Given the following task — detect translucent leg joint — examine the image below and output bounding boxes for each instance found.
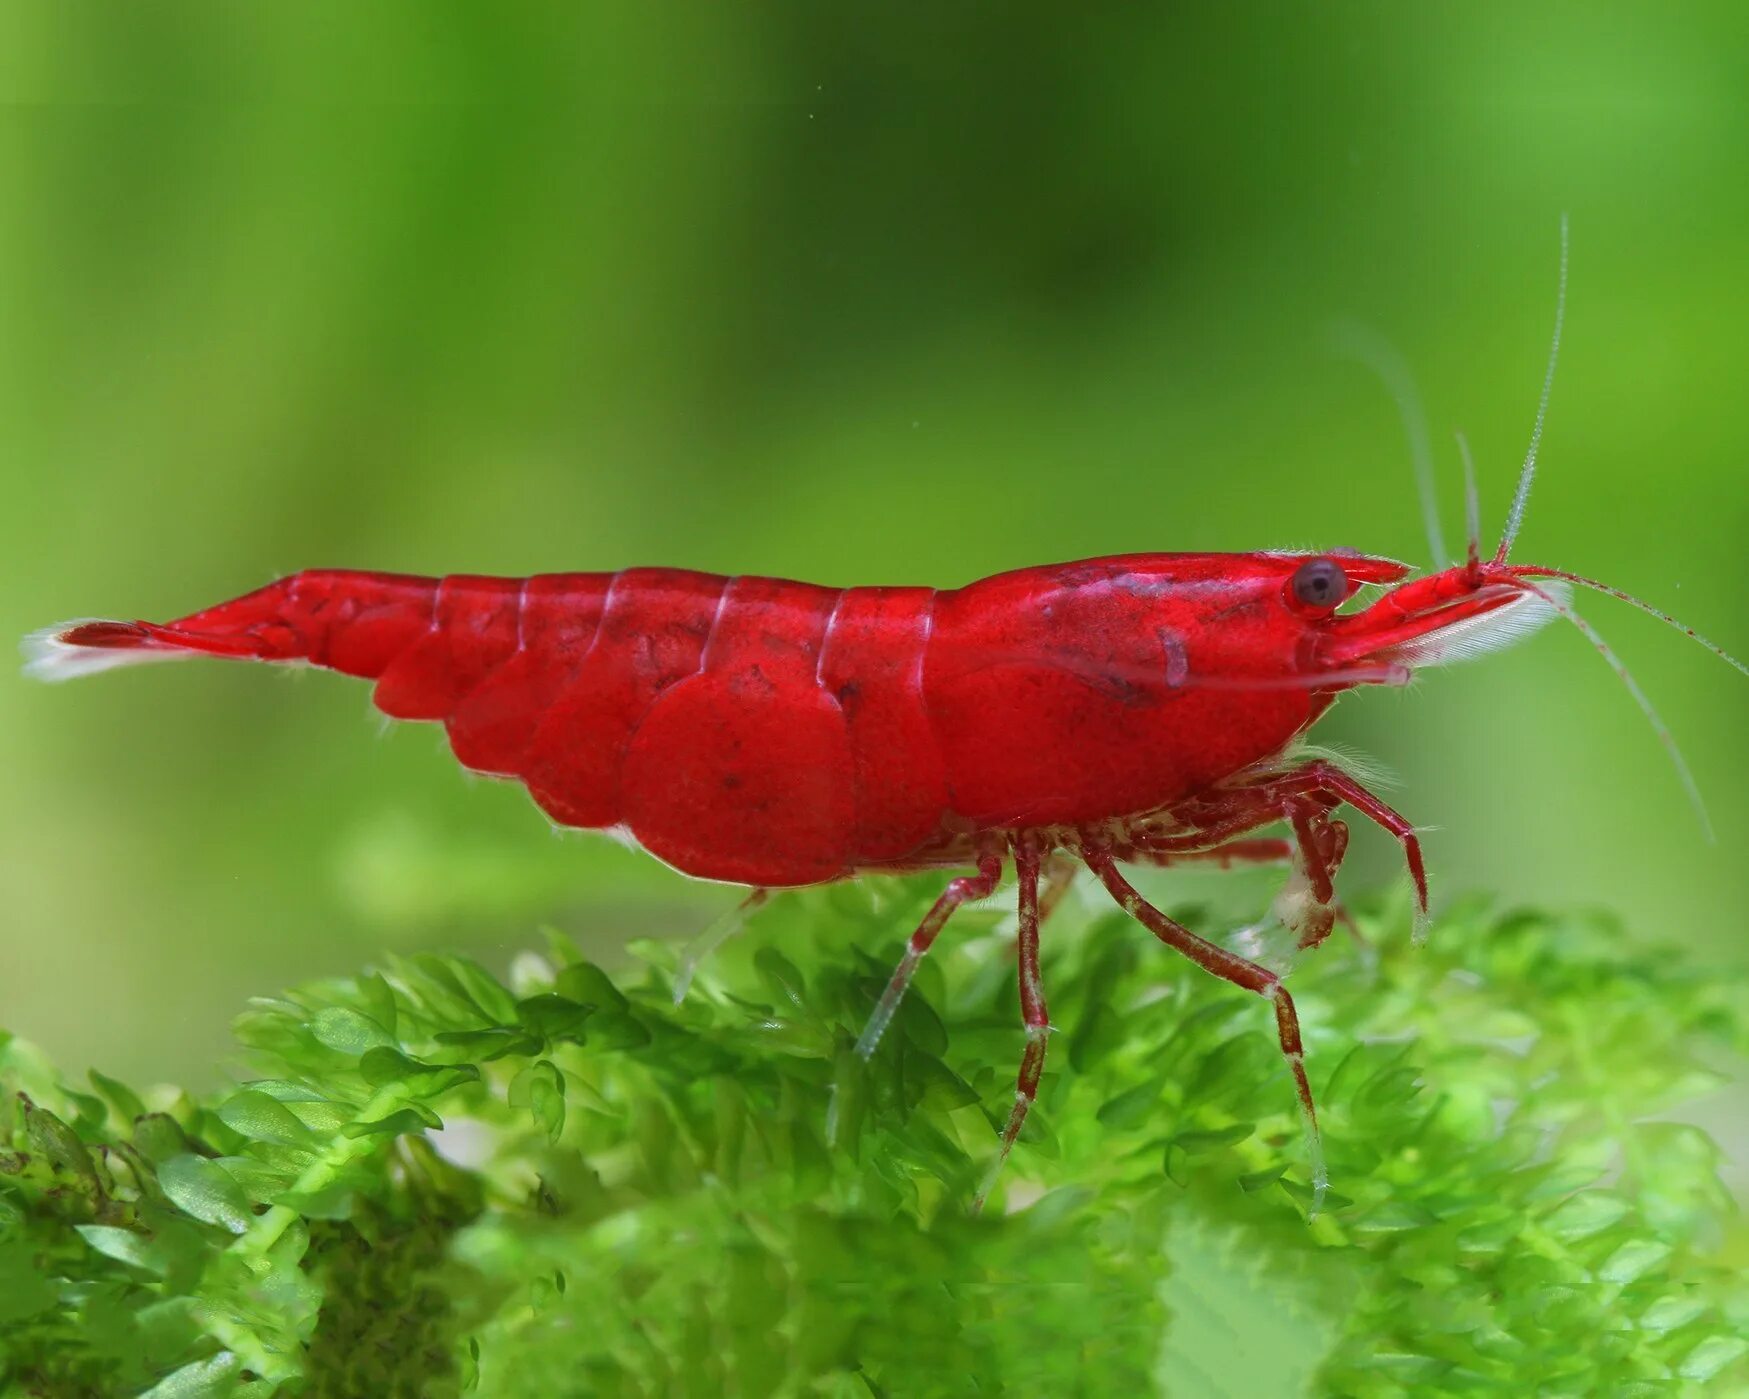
[672,888,768,1004]
[855,945,921,1060]
[853,852,1002,1061]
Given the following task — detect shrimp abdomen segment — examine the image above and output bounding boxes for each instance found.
[623,577,856,885]
[519,569,724,829]
[373,575,522,719]
[444,574,610,775]
[820,587,947,863]
[614,580,950,884]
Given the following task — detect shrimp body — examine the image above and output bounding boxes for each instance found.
[39,516,1739,1218]
[30,553,1408,887]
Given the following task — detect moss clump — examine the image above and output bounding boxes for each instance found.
[2,884,1745,1396]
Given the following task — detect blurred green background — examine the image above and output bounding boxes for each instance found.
[2,4,1745,1112]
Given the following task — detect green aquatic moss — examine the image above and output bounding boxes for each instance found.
[1,883,1746,1397]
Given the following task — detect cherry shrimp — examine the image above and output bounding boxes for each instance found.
[26,219,1746,1212]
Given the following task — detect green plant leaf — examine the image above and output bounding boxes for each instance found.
[88,1067,147,1124]
[132,1111,198,1164]
[217,1091,320,1148]
[310,1007,397,1057]
[157,1154,253,1234]
[515,994,593,1042]
[433,1027,540,1061]
[509,1061,566,1143]
[343,1105,443,1140]
[138,1351,241,1398]
[553,960,628,1012]
[76,1223,164,1274]
[358,1046,480,1095]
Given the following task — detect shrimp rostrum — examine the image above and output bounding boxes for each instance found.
[26,255,1746,1214]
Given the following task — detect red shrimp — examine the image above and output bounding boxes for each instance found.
[25,234,1746,1212]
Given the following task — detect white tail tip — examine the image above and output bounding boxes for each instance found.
[20,620,184,683]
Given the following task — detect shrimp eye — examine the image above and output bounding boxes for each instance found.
[1290,558,1348,611]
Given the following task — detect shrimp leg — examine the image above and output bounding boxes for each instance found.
[1121,837,1295,868]
[1233,761,1426,942]
[1083,847,1328,1214]
[974,838,1051,1211]
[1280,801,1350,951]
[671,887,770,1003]
[1038,851,1078,925]
[855,850,1004,1060]
[1123,758,1414,951]
[1118,824,1353,970]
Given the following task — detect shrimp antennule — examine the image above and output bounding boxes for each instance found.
[1454,429,1483,577]
[1333,321,1449,568]
[1495,212,1570,564]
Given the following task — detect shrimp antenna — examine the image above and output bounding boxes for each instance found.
[1495,213,1569,563]
[1331,321,1449,567]
[1454,429,1482,573]
[1513,578,1714,841]
[1509,565,1749,681]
